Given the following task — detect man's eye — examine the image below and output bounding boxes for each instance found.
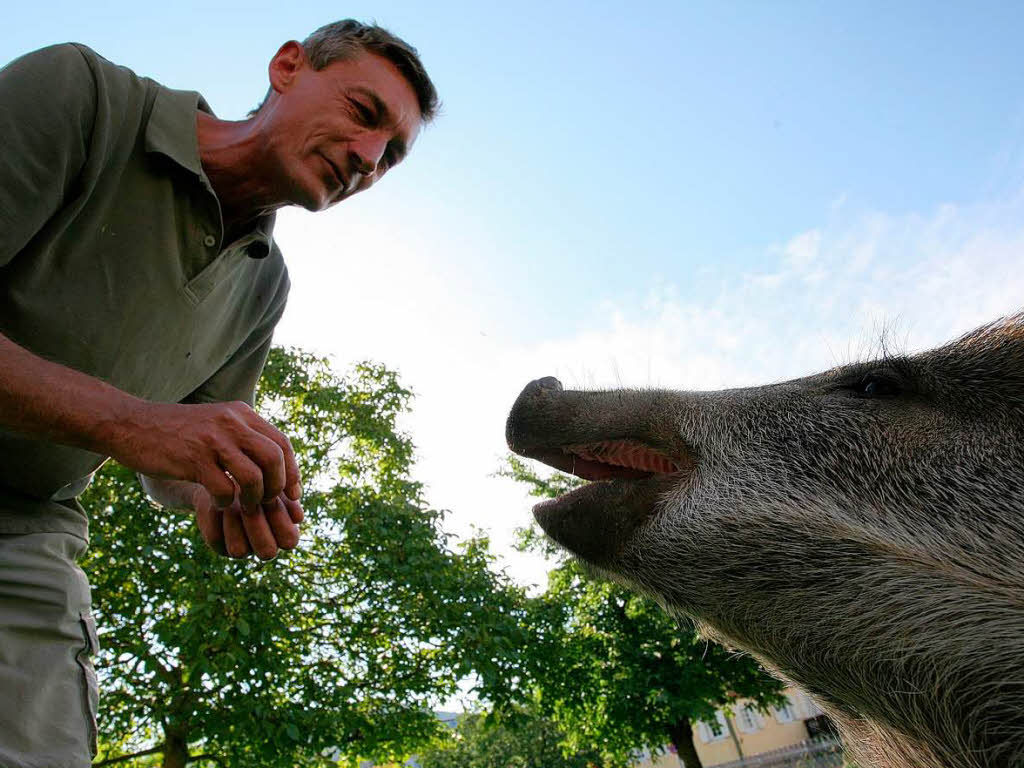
[351,100,376,125]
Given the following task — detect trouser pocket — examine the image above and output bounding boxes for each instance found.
[76,610,100,758]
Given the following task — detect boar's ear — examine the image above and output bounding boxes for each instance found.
[948,314,1024,359]
[936,315,1024,406]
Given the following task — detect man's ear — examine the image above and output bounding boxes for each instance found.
[268,40,308,95]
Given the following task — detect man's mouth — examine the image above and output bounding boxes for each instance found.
[505,377,696,564]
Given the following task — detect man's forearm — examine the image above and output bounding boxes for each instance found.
[0,329,300,513]
[0,330,141,454]
[139,474,202,510]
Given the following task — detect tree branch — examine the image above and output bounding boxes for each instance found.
[187,754,226,766]
[92,745,162,766]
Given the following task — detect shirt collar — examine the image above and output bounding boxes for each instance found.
[144,86,276,259]
[144,86,209,177]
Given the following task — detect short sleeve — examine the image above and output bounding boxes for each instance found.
[0,44,97,267]
[183,274,290,408]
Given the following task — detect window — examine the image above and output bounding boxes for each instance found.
[794,690,825,719]
[735,704,763,733]
[772,696,797,724]
[696,721,714,743]
[697,711,729,743]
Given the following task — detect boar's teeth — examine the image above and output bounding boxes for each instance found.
[566,439,681,474]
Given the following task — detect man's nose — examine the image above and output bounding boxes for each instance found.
[350,133,388,176]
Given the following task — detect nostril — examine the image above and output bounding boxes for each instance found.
[536,377,563,392]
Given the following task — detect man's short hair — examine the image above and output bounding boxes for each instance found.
[253,19,439,121]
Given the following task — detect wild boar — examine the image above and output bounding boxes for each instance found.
[506,316,1024,768]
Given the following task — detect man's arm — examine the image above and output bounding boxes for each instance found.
[138,475,203,510]
[0,330,300,516]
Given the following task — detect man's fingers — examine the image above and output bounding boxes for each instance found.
[238,430,288,503]
[281,495,305,524]
[263,497,300,551]
[200,468,237,509]
[223,506,251,558]
[247,419,302,501]
[219,452,265,511]
[196,504,226,555]
[240,505,278,561]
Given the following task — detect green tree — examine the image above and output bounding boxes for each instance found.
[84,350,523,768]
[417,709,600,768]
[495,456,787,768]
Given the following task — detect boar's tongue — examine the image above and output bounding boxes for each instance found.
[562,439,681,481]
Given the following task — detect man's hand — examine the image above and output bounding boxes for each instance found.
[192,483,304,560]
[0,330,303,550]
[106,400,302,512]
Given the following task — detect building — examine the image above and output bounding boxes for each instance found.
[636,686,842,768]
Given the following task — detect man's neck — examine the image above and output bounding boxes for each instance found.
[196,111,279,240]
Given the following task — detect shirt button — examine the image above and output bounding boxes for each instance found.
[203,234,217,247]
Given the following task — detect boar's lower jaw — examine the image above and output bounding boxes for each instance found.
[532,474,681,567]
[530,441,694,566]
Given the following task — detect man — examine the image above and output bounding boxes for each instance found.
[0,19,437,766]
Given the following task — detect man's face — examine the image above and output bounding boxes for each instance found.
[264,44,423,211]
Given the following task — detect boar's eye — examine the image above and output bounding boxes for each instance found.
[856,373,902,398]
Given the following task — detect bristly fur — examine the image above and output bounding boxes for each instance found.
[513,313,1024,768]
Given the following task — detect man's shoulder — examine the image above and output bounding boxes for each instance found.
[5,42,153,111]
[3,43,92,90]
[7,42,106,81]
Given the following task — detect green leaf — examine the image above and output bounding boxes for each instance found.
[80,347,521,768]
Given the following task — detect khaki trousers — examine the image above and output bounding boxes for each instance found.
[0,533,98,768]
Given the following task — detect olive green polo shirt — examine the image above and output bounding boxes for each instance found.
[0,44,290,538]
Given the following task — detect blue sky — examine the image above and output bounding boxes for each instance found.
[5,2,1024,591]
[6,2,1024,338]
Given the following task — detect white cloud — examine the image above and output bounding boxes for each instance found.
[783,229,821,270]
[272,188,1024,589]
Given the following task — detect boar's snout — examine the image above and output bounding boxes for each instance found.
[534,376,563,393]
[505,376,565,459]
[505,377,696,567]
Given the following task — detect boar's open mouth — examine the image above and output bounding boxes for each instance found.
[556,439,683,480]
[506,377,695,566]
